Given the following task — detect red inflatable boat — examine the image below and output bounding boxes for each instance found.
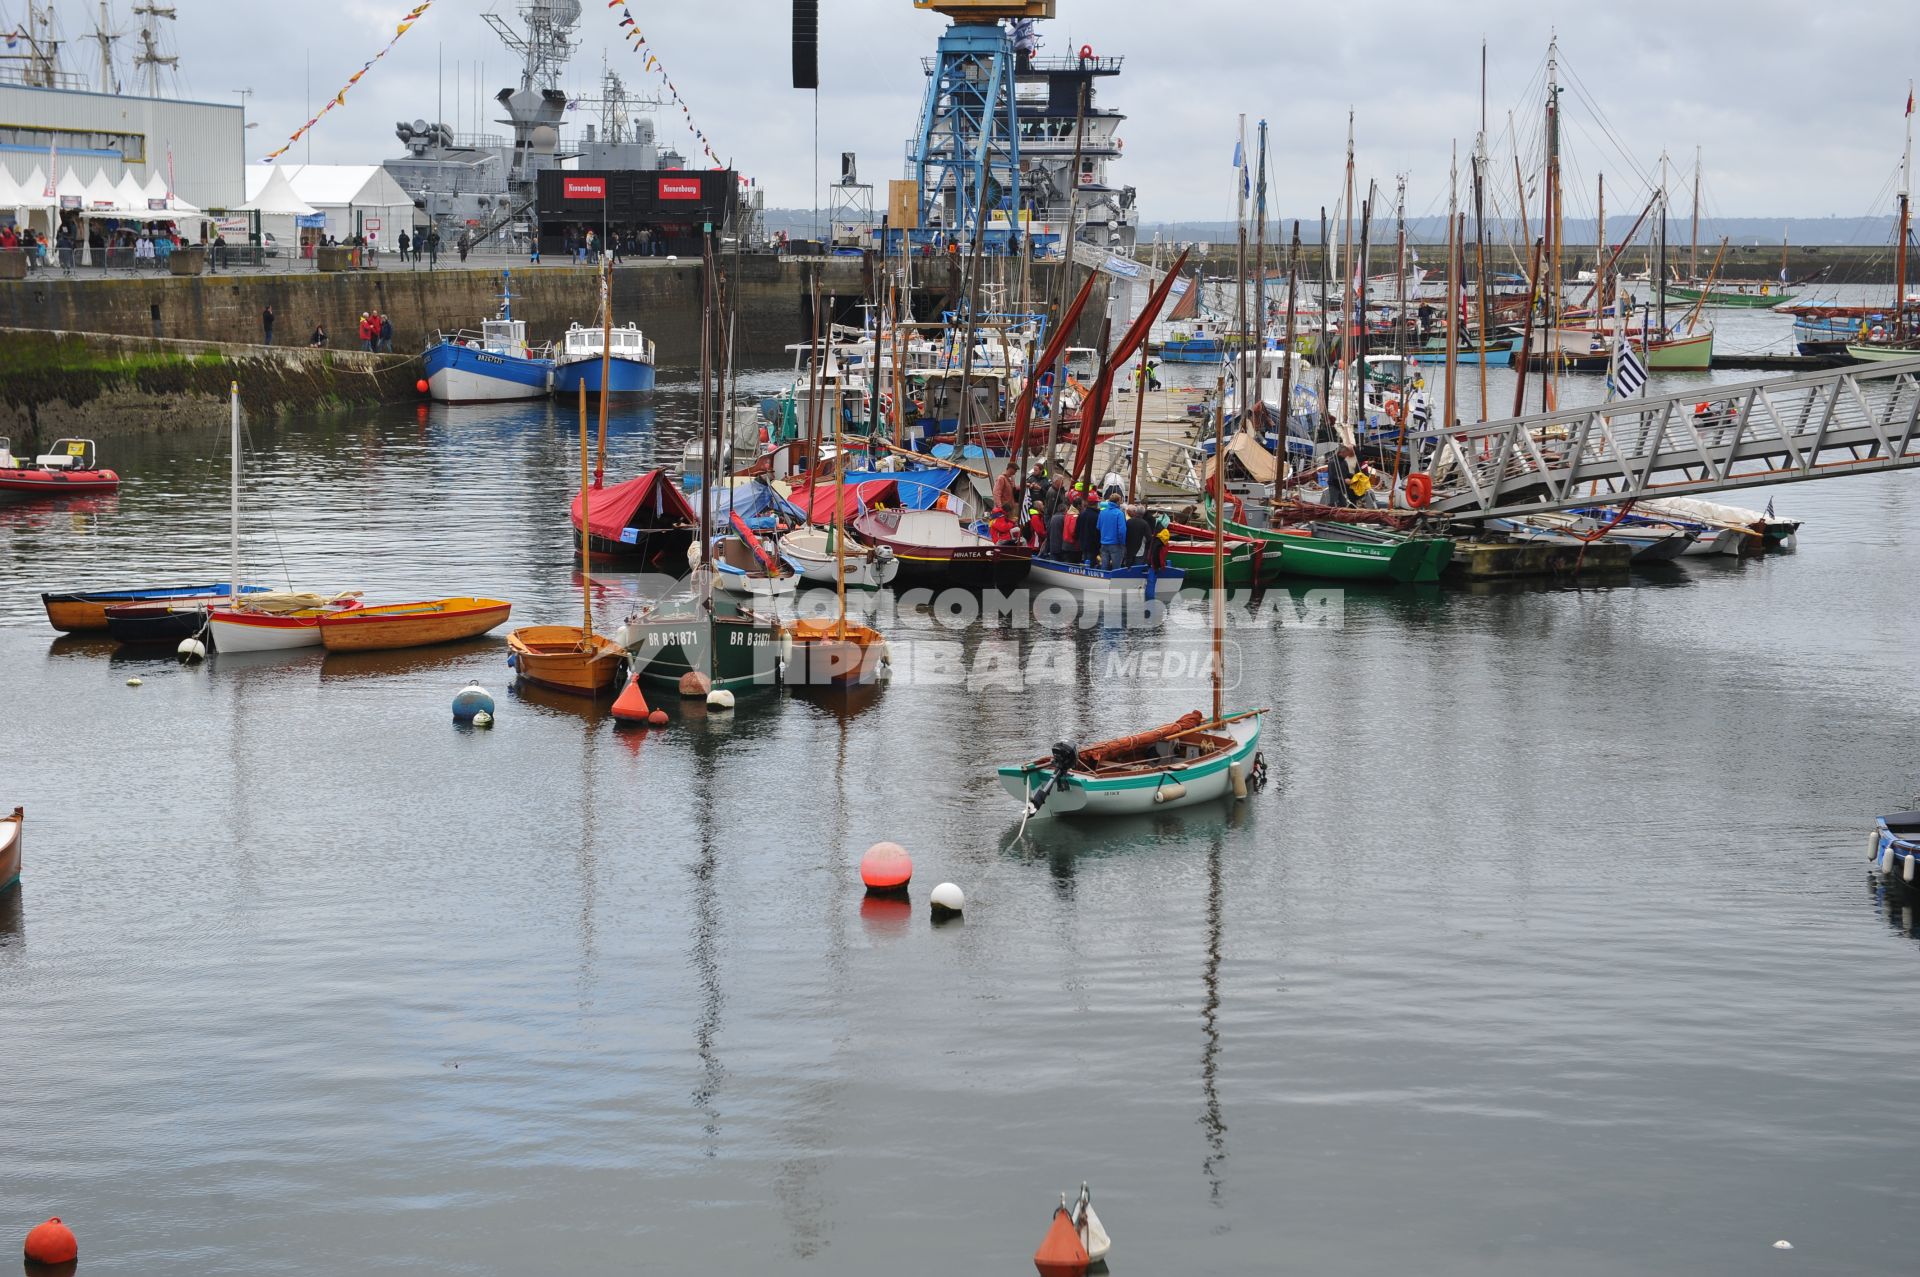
[0,437,120,501]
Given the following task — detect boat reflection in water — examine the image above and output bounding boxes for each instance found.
[319,638,504,682]
[0,884,21,949]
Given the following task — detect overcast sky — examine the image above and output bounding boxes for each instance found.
[79,0,1920,224]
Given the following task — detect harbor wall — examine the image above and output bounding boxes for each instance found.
[0,329,417,445]
[0,256,949,372]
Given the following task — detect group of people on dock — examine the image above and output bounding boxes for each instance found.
[989,464,1172,574]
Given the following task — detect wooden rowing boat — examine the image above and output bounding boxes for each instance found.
[317,597,512,651]
[42,583,270,633]
[507,625,627,696]
[786,617,890,687]
[999,710,1267,818]
[0,806,20,893]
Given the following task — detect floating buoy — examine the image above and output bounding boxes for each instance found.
[23,1217,78,1265]
[1773,1240,1793,1250]
[452,681,495,722]
[678,670,712,698]
[125,676,142,687]
[860,841,912,895]
[647,708,668,727]
[1034,1201,1089,1277]
[611,673,654,724]
[706,688,736,710]
[471,710,493,728]
[416,378,430,395]
[930,882,964,919]
[176,637,206,662]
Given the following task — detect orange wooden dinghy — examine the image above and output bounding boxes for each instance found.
[318,597,513,652]
[785,618,889,687]
[506,625,626,697]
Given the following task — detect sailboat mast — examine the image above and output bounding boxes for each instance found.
[1279,221,1299,479]
[1210,372,1226,725]
[1474,40,1490,417]
[1543,39,1561,413]
[1443,149,1458,439]
[1658,153,1669,338]
[1595,172,1605,309]
[1234,113,1248,427]
[230,381,240,598]
[1900,80,1913,337]
[1689,146,1701,283]
[1393,177,1406,356]
[1253,119,1269,385]
[579,382,593,641]
[595,257,612,487]
[1340,112,1355,438]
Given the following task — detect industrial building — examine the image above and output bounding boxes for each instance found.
[0,82,245,210]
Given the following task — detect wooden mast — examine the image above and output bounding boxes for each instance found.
[1443,149,1458,441]
[1689,146,1701,284]
[579,382,593,643]
[1233,112,1249,431]
[1474,40,1490,420]
[1210,371,1226,725]
[595,255,612,487]
[1899,79,1913,339]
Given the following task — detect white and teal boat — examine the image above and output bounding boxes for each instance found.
[999,709,1266,819]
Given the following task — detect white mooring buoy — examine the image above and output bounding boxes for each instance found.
[472,710,494,728]
[706,688,736,711]
[177,637,207,663]
[930,882,964,919]
[125,676,143,687]
[1773,1240,1793,1250]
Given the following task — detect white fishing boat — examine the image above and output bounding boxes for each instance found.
[999,710,1265,818]
[710,532,799,601]
[782,526,898,590]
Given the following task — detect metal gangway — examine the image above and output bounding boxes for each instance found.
[1420,357,1920,518]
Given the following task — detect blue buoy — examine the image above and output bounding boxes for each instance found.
[452,681,496,722]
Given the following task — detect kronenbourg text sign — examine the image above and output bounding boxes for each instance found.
[563,177,607,200]
[659,177,703,201]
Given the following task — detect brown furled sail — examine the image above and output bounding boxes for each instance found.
[1072,248,1193,484]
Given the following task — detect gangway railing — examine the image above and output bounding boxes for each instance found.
[1418,357,1920,518]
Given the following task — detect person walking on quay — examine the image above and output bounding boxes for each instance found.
[357,313,374,351]
[529,228,540,266]
[426,228,440,270]
[211,232,225,273]
[262,304,275,345]
[1096,490,1128,571]
[55,223,73,273]
[457,230,471,263]
[397,229,410,265]
[378,312,394,353]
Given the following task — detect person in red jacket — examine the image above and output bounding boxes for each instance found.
[1025,505,1046,548]
[987,506,1019,545]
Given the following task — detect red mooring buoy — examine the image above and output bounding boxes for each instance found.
[23,1217,78,1265]
[678,671,712,698]
[611,673,654,724]
[1033,1204,1088,1277]
[415,378,429,395]
[860,841,913,894]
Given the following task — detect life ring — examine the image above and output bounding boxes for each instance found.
[1078,44,1094,59]
[1405,472,1433,508]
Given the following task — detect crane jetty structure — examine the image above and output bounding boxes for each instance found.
[905,0,1136,257]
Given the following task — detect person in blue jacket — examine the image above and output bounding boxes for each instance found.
[1097,490,1129,570]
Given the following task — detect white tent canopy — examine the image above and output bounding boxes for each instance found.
[113,172,147,213]
[239,166,319,216]
[244,163,412,246]
[83,170,119,212]
[54,167,89,202]
[142,171,200,216]
[0,168,23,210]
[19,167,53,211]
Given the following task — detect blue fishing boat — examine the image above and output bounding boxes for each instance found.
[1026,556,1185,601]
[551,321,657,395]
[421,272,553,403]
[1871,810,1920,882]
[1408,334,1520,366]
[1157,334,1230,364]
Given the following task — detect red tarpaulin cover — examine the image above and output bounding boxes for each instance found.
[571,470,698,541]
[793,479,899,524]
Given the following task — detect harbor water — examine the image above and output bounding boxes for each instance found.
[4,329,1920,1274]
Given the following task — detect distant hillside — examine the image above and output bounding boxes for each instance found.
[761,208,1904,248]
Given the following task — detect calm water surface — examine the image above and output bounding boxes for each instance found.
[4,329,1920,1275]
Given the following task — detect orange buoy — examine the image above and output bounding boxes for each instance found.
[611,673,654,723]
[1033,1204,1088,1277]
[859,841,912,894]
[1404,471,1433,508]
[647,708,668,726]
[415,379,429,395]
[23,1217,77,1265]
[678,671,712,698]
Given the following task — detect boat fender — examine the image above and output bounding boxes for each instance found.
[1152,777,1187,805]
[1405,472,1434,508]
[778,630,794,665]
[1881,840,1896,875]
[1230,762,1249,800]
[1906,849,1917,883]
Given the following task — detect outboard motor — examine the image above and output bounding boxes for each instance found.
[1024,741,1082,818]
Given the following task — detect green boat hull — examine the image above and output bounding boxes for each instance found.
[626,606,784,693]
[1662,286,1794,310]
[1165,542,1266,586]
[1215,513,1451,583]
[1846,343,1920,363]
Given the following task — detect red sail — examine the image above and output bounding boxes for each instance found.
[1072,248,1193,484]
[1006,270,1101,462]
